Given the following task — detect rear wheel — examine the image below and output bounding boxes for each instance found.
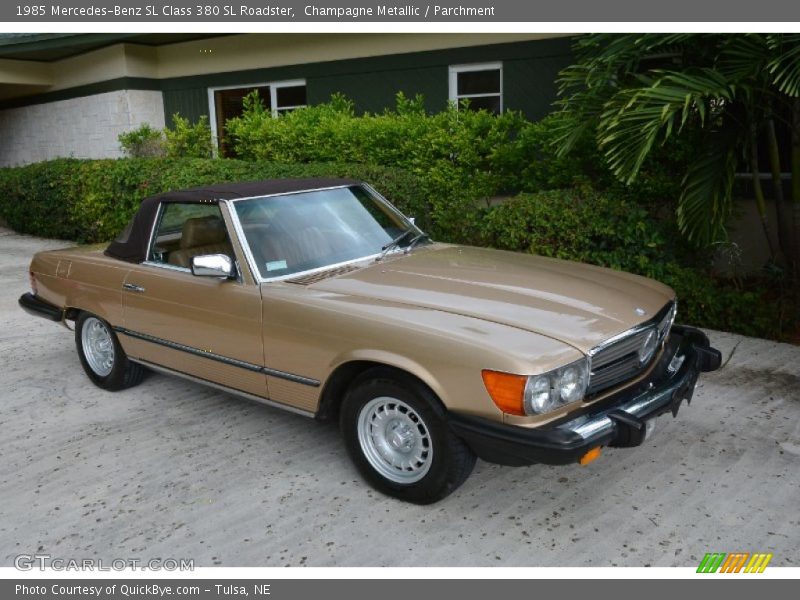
[75,312,145,391]
[340,369,476,504]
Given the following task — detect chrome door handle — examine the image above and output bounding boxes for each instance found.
[122,283,145,293]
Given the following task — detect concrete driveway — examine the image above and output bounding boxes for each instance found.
[1,228,798,568]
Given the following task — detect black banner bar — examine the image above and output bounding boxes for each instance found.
[3,579,797,600]
[3,0,800,22]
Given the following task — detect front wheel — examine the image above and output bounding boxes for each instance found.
[75,312,145,391]
[340,369,476,504]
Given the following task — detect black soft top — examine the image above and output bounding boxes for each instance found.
[105,177,359,263]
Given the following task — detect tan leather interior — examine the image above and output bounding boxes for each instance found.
[168,216,233,268]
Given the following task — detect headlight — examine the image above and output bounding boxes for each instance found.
[482,358,589,416]
[557,362,588,403]
[524,375,554,413]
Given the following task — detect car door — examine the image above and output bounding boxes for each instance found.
[119,200,267,399]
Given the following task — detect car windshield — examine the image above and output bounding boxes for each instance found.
[233,185,421,279]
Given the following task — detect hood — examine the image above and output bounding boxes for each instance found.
[312,245,675,353]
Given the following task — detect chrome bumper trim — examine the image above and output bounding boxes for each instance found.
[558,349,691,441]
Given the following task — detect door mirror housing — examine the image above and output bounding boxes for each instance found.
[191,254,235,279]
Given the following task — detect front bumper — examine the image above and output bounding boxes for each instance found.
[448,325,721,466]
[18,292,63,322]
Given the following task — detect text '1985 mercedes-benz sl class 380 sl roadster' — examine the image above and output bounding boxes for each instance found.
[20,178,721,503]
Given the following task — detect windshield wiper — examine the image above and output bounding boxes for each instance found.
[404,233,430,254]
[377,229,414,261]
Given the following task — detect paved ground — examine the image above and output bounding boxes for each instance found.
[1,227,798,568]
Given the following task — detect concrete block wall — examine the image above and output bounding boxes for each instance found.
[0,89,165,167]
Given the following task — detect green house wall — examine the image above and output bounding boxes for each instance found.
[161,37,573,125]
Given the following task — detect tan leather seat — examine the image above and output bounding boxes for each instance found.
[168,216,233,268]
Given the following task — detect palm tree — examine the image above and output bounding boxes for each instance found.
[555,33,800,276]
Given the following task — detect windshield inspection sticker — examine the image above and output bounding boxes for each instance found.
[266,260,288,272]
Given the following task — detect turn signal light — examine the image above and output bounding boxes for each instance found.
[481,370,526,416]
[579,446,602,465]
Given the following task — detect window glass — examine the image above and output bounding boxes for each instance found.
[450,64,502,115]
[113,220,134,244]
[456,69,501,96]
[149,203,232,269]
[276,85,307,109]
[463,96,501,114]
[235,186,418,279]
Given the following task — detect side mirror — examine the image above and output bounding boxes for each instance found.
[408,216,416,225]
[191,254,235,279]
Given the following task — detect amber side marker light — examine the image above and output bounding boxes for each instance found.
[481,370,526,416]
[579,447,602,465]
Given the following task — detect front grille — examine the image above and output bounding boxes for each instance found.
[587,302,675,395]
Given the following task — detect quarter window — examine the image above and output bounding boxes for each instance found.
[448,63,503,114]
[209,80,307,156]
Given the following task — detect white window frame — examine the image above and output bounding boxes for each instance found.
[271,80,308,115]
[448,62,503,113]
[207,79,307,149]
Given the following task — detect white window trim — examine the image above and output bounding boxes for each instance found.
[207,79,307,150]
[271,80,308,115]
[448,62,503,113]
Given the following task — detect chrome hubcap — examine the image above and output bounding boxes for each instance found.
[81,317,114,377]
[357,396,433,484]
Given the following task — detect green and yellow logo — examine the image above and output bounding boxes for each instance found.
[697,552,773,573]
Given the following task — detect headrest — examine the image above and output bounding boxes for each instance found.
[180,216,227,248]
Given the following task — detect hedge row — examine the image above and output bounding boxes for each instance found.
[224,93,688,207]
[0,158,432,244]
[0,158,791,340]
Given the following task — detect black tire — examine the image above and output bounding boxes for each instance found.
[75,312,145,391]
[340,368,476,504]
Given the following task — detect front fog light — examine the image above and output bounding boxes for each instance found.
[667,352,685,374]
[524,375,555,414]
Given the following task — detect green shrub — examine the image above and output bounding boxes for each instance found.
[228,91,526,177]
[119,117,214,160]
[164,114,214,159]
[0,158,428,244]
[656,263,780,340]
[117,124,164,158]
[488,113,605,193]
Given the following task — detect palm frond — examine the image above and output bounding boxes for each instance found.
[677,128,742,245]
[555,34,709,156]
[597,69,735,182]
[716,34,771,83]
[766,34,800,97]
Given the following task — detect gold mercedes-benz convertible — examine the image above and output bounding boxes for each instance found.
[19,178,721,503]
